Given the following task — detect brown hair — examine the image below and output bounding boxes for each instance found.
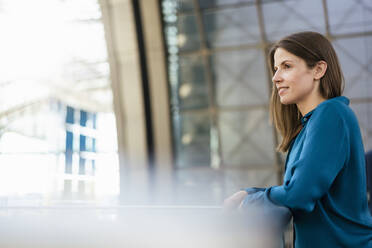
[269,31,344,152]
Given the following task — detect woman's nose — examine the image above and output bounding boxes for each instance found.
[272,70,282,84]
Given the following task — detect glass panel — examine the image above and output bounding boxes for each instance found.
[350,103,372,152]
[219,109,275,168]
[162,0,194,13]
[64,22,107,62]
[78,180,85,197]
[80,135,86,151]
[80,110,87,126]
[59,0,102,20]
[0,0,111,112]
[91,160,96,176]
[62,62,109,87]
[177,0,194,12]
[79,157,86,175]
[65,152,73,174]
[199,0,255,9]
[92,138,96,152]
[262,0,325,42]
[63,180,72,197]
[224,169,277,192]
[333,37,372,99]
[173,168,223,204]
[327,0,372,35]
[173,112,211,168]
[177,55,209,109]
[66,131,73,151]
[212,49,269,106]
[177,14,201,52]
[203,5,260,48]
[86,136,94,152]
[66,106,74,124]
[161,0,372,204]
[0,0,118,206]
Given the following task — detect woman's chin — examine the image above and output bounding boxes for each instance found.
[279,97,292,105]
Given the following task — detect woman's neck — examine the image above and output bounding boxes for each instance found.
[297,94,326,116]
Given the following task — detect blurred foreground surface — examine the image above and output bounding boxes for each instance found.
[0,206,279,248]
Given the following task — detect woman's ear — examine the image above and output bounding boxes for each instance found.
[314,61,327,80]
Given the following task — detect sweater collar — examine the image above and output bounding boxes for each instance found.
[300,96,349,126]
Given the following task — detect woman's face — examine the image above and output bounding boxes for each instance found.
[272,48,319,106]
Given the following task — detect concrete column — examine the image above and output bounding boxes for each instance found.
[99,0,149,204]
[139,0,174,203]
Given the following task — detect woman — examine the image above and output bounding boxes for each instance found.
[224,32,372,247]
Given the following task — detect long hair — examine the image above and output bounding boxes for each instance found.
[269,32,344,152]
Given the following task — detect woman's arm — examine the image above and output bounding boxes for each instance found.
[268,104,349,212]
[240,189,292,229]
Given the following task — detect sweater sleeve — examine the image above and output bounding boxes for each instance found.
[241,189,292,230]
[268,104,349,212]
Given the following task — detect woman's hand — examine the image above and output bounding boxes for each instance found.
[223,190,247,211]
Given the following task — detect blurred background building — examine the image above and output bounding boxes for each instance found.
[0,0,371,208]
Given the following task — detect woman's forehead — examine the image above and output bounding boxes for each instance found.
[274,48,301,66]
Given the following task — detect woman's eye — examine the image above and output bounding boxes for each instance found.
[284,64,291,69]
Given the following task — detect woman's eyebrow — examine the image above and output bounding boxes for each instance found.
[274,59,293,68]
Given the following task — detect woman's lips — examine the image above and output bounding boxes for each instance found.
[278,87,289,96]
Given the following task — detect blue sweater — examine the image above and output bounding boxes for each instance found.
[243,96,372,247]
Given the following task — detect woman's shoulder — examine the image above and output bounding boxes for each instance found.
[314,96,351,118]
[308,96,359,130]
